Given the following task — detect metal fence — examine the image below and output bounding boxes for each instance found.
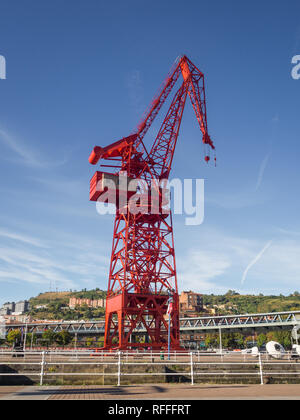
[0,350,299,386]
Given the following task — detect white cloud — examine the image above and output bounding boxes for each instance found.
[0,127,67,168]
[275,227,300,237]
[248,240,300,286]
[0,227,109,295]
[1,222,300,301]
[206,191,266,209]
[0,228,47,248]
[175,226,300,294]
[177,249,232,293]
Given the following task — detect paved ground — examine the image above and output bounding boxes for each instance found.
[0,384,300,400]
[0,386,25,399]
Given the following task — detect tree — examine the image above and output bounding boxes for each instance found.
[283,334,291,349]
[25,332,37,346]
[233,333,245,348]
[205,334,217,349]
[85,307,93,319]
[273,331,291,349]
[86,337,94,347]
[244,336,255,347]
[257,333,267,348]
[56,330,72,346]
[6,329,21,345]
[97,337,104,348]
[266,331,275,342]
[41,329,57,346]
[226,290,240,296]
[218,333,243,349]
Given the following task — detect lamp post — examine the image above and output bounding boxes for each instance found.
[219,327,222,355]
[23,318,29,353]
[167,289,173,361]
[30,331,34,351]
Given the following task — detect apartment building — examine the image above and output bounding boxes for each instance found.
[69,297,106,309]
[179,291,203,316]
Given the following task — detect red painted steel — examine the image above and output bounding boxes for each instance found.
[89,56,215,350]
[89,171,137,203]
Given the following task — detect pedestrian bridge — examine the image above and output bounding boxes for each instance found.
[179,310,300,333]
[3,310,300,336]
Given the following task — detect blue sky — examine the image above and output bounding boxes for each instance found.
[0,0,300,305]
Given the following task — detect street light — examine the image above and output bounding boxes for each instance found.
[30,331,34,351]
[167,289,174,361]
[219,327,222,355]
[23,318,29,353]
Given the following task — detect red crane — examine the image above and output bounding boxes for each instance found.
[89,55,215,350]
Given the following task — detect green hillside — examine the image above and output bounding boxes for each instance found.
[27,289,300,321]
[28,289,106,321]
[202,290,300,315]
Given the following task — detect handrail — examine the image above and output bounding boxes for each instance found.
[0,350,299,386]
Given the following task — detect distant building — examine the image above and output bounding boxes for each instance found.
[1,302,15,314]
[35,305,48,310]
[0,307,10,316]
[180,331,207,349]
[68,297,106,310]
[14,301,29,314]
[4,314,32,324]
[1,301,29,315]
[179,291,203,316]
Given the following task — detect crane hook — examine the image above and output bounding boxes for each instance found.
[204,155,210,163]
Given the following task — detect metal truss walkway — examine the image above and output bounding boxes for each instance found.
[4,310,300,336]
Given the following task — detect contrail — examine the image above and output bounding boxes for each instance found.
[255,153,271,191]
[241,241,272,285]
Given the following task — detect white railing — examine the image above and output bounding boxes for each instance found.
[0,350,299,386]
